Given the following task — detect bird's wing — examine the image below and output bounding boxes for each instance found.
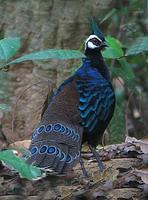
[41,76,74,118]
[76,78,115,133]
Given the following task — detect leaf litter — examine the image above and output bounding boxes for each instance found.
[0,136,147,199]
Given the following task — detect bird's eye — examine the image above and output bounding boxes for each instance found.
[90,38,101,46]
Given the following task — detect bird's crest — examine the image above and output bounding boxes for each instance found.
[88,17,105,41]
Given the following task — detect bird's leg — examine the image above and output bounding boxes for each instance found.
[79,155,89,177]
[88,145,105,172]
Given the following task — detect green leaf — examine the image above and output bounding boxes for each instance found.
[103,36,124,59]
[0,37,20,62]
[100,8,117,24]
[112,58,135,89]
[8,49,84,65]
[0,150,42,180]
[0,91,9,99]
[0,103,10,111]
[126,36,148,56]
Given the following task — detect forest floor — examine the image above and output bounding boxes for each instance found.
[0,139,147,200]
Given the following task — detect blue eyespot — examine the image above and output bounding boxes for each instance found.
[60,125,66,134]
[45,124,52,133]
[31,146,38,155]
[72,132,77,140]
[32,131,37,140]
[66,154,73,163]
[67,128,72,136]
[37,125,45,133]
[75,133,80,142]
[56,148,61,157]
[77,151,80,158]
[47,146,56,154]
[65,127,69,135]
[53,123,62,132]
[70,129,75,137]
[39,145,48,154]
[60,152,66,161]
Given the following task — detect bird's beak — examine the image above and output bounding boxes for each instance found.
[101,41,108,48]
[99,41,108,51]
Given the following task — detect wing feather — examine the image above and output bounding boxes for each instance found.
[77,77,115,133]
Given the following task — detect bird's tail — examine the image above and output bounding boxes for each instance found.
[26,122,82,174]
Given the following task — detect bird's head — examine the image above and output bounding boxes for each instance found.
[85,18,108,53]
[85,34,107,51]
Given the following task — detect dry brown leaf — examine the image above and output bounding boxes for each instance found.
[103,167,119,182]
[135,168,148,184]
[108,188,141,200]
[125,136,138,144]
[125,136,148,154]
[59,185,74,198]
[138,153,148,165]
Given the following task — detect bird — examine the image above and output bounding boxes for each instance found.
[26,20,115,176]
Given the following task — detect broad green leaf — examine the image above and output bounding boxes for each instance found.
[112,58,135,89]
[126,36,148,56]
[0,104,10,111]
[100,8,117,24]
[0,150,42,180]
[0,91,9,99]
[8,49,84,65]
[103,36,124,58]
[0,37,20,62]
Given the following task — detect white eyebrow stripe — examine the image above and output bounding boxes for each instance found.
[85,35,102,44]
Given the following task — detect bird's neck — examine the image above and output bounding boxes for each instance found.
[85,50,110,81]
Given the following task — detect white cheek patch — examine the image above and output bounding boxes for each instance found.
[87,41,98,49]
